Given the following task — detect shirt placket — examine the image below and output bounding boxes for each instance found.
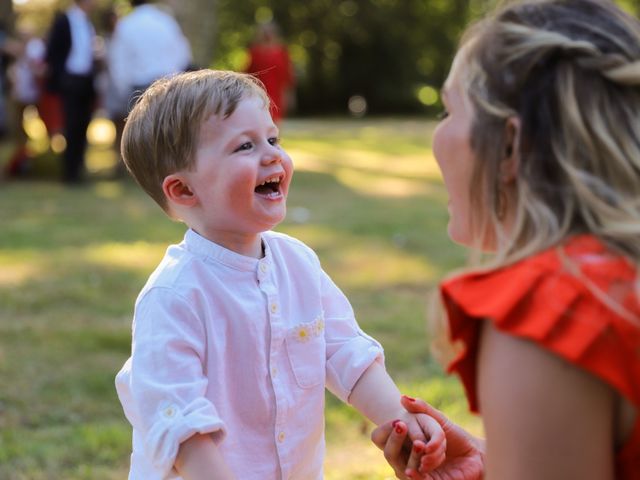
[257,257,290,479]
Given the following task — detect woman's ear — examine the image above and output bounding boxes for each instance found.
[501,116,521,183]
[162,174,197,207]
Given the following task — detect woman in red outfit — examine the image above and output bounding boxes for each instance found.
[245,22,295,124]
[371,1,640,479]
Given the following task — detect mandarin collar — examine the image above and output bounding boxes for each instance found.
[182,229,270,272]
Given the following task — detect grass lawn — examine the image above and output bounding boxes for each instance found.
[0,116,481,479]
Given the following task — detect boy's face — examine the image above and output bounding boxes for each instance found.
[183,95,293,245]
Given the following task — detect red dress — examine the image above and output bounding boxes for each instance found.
[441,235,640,479]
[246,44,294,123]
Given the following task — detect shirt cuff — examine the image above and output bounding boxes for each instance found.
[145,397,226,477]
[326,332,385,403]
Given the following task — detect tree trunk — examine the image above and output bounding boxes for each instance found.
[0,0,13,32]
[166,0,217,69]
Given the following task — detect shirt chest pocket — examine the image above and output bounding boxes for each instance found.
[285,316,326,388]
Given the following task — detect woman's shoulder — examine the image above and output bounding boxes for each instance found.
[442,235,638,324]
[443,234,640,408]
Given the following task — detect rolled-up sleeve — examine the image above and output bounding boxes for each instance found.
[115,287,225,478]
[320,271,384,403]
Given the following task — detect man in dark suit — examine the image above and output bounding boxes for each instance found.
[45,0,96,184]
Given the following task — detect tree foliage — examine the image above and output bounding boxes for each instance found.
[214,0,481,115]
[10,0,640,115]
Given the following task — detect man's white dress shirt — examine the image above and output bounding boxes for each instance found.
[108,4,192,98]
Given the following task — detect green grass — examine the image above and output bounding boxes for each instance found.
[0,116,480,479]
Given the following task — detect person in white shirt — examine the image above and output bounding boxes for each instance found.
[44,0,97,184]
[115,69,447,479]
[108,0,192,110]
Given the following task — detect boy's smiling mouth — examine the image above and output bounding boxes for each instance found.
[254,174,285,198]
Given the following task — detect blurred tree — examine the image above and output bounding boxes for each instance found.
[166,0,217,68]
[0,0,13,30]
[213,0,475,115]
[10,0,637,115]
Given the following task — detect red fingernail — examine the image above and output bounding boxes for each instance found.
[413,443,423,453]
[395,424,404,434]
[403,395,416,402]
[391,419,400,428]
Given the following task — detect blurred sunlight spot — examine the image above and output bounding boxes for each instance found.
[279,224,343,250]
[417,56,435,76]
[287,147,443,181]
[417,85,439,106]
[83,242,166,271]
[287,150,331,174]
[87,117,116,146]
[23,105,47,140]
[0,263,39,286]
[299,30,317,47]
[335,167,431,197]
[229,48,249,71]
[348,95,367,117]
[324,41,342,60]
[339,0,358,16]
[95,182,124,199]
[50,133,66,153]
[255,6,273,23]
[289,44,308,66]
[333,242,436,288]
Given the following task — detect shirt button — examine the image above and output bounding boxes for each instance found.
[270,303,278,314]
[163,406,176,418]
[271,367,277,377]
[260,263,268,273]
[278,431,285,443]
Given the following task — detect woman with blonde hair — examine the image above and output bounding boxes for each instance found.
[372,0,640,478]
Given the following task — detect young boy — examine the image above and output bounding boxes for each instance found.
[115,69,445,479]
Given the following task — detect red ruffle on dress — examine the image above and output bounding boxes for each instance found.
[441,235,640,479]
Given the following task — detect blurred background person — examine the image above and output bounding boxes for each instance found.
[108,0,192,114]
[96,6,128,178]
[245,21,295,124]
[44,0,98,185]
[4,24,45,177]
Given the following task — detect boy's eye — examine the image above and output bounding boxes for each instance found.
[268,137,280,146]
[436,110,449,120]
[234,142,252,152]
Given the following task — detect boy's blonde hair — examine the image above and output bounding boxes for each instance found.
[121,69,270,212]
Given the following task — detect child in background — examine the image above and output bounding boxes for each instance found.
[115,70,445,479]
[373,0,640,479]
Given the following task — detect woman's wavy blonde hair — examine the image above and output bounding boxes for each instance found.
[432,0,640,361]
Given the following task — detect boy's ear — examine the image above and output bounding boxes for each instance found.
[162,174,197,207]
[501,116,521,184]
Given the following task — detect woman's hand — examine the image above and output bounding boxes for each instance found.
[371,395,484,480]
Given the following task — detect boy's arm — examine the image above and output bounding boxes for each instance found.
[175,434,235,480]
[348,360,405,426]
[349,361,447,476]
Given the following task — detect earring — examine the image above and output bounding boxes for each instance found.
[496,188,508,220]
[505,144,513,157]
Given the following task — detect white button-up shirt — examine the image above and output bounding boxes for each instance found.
[115,229,384,479]
[65,5,95,75]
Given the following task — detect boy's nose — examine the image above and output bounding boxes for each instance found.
[261,147,282,165]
